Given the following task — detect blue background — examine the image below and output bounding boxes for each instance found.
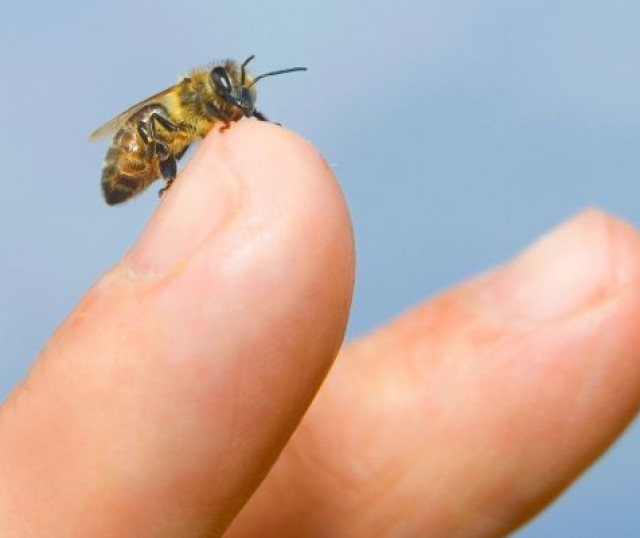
[1,1,639,535]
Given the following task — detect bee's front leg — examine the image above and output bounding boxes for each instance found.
[253,110,269,122]
[253,109,281,126]
[204,102,231,131]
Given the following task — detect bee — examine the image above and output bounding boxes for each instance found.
[89,55,306,205]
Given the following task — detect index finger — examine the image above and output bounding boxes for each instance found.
[0,120,355,537]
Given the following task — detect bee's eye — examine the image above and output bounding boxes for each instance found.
[211,67,232,94]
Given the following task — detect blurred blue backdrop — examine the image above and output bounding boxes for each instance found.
[1,1,639,535]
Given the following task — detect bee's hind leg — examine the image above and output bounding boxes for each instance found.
[158,178,174,198]
[135,117,179,198]
[157,152,177,198]
[156,143,191,197]
[139,140,176,196]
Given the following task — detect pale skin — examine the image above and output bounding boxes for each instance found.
[1,120,640,537]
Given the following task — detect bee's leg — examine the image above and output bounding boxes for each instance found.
[175,144,191,161]
[205,102,231,131]
[154,141,178,198]
[253,109,281,126]
[149,112,178,134]
[253,110,269,122]
[137,120,160,162]
[134,118,178,197]
[138,113,179,157]
[157,169,176,197]
[158,142,190,196]
[137,121,153,145]
[158,151,177,181]
[138,111,177,140]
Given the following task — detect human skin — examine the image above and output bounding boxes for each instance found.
[1,120,640,536]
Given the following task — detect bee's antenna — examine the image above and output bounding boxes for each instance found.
[249,66,307,87]
[241,55,255,68]
[241,55,255,84]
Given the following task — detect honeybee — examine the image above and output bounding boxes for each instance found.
[89,55,306,205]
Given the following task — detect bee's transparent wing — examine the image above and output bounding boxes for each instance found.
[88,85,177,141]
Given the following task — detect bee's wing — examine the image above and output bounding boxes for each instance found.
[88,85,178,141]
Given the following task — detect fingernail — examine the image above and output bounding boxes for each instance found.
[484,211,620,324]
[124,140,239,276]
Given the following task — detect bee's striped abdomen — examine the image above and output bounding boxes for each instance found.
[101,128,159,205]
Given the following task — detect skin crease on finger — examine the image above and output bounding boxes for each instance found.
[0,121,355,537]
[227,210,640,537]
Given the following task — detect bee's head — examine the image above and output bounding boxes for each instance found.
[209,56,307,118]
[210,61,256,116]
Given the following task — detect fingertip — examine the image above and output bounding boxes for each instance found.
[482,209,640,326]
[0,119,355,536]
[128,119,353,283]
[603,209,640,288]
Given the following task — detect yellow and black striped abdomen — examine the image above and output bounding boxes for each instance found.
[99,103,194,205]
[100,125,160,205]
